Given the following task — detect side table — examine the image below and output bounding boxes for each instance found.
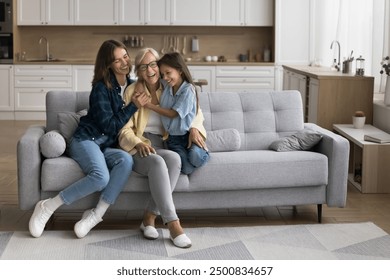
[333,124,390,193]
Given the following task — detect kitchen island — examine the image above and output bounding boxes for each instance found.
[283,65,374,130]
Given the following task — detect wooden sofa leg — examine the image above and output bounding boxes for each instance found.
[317,204,322,223]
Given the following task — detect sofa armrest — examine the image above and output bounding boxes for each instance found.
[305,123,350,207]
[17,125,45,210]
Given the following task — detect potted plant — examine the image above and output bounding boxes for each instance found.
[353,110,366,129]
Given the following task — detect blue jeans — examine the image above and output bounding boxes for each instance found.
[60,136,133,205]
[166,133,210,175]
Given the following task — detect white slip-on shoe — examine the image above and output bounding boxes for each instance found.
[74,209,102,239]
[140,222,159,240]
[170,233,192,248]
[29,199,53,238]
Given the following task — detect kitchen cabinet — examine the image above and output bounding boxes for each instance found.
[283,65,374,130]
[307,78,319,124]
[171,0,215,25]
[188,66,216,92]
[74,0,118,25]
[119,0,170,25]
[0,65,14,118]
[215,66,275,92]
[17,0,74,25]
[275,0,311,65]
[72,65,94,91]
[245,0,273,26]
[14,65,72,113]
[17,0,274,26]
[283,69,308,120]
[216,0,273,26]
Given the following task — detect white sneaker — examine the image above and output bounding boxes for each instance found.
[29,199,53,238]
[74,209,102,239]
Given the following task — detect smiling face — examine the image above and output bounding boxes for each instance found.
[110,47,131,79]
[138,52,160,87]
[159,64,183,93]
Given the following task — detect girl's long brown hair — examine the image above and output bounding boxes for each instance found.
[92,39,131,89]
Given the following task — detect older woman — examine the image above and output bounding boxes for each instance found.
[118,48,207,248]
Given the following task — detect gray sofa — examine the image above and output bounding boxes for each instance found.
[17,90,349,222]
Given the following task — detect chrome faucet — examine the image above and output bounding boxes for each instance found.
[330,40,340,71]
[39,36,50,61]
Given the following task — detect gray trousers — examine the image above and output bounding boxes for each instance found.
[133,133,181,224]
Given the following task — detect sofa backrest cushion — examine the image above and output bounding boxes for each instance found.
[46,91,90,132]
[199,91,304,150]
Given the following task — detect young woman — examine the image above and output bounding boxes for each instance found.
[28,39,148,239]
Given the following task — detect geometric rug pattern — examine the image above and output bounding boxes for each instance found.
[1,222,389,260]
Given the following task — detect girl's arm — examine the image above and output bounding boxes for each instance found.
[145,102,178,118]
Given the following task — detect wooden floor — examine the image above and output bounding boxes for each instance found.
[1,120,390,234]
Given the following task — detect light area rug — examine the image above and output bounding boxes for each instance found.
[0,222,389,260]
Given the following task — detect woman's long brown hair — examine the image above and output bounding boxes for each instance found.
[92,39,131,90]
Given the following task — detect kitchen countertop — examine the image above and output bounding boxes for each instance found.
[283,65,374,80]
[14,59,275,67]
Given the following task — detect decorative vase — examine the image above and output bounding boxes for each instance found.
[352,116,366,129]
[385,76,390,106]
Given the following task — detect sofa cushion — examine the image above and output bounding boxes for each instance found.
[186,150,328,192]
[41,156,190,193]
[269,129,323,152]
[57,109,88,144]
[39,130,66,158]
[206,128,241,152]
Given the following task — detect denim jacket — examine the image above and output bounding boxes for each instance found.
[73,73,137,150]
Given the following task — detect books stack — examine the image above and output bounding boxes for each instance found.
[364,131,390,144]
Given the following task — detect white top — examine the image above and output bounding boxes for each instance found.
[144,109,164,136]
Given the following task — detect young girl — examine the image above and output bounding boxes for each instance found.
[145,52,210,175]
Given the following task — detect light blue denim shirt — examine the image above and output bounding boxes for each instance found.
[160,80,196,136]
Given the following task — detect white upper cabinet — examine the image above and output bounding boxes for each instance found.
[119,0,170,25]
[216,0,273,26]
[18,0,274,26]
[275,0,311,64]
[119,0,144,25]
[75,0,119,25]
[245,0,273,26]
[18,0,74,25]
[145,0,171,25]
[216,0,244,26]
[171,0,215,25]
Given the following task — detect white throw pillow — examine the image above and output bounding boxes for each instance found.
[206,128,241,152]
[39,130,66,158]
